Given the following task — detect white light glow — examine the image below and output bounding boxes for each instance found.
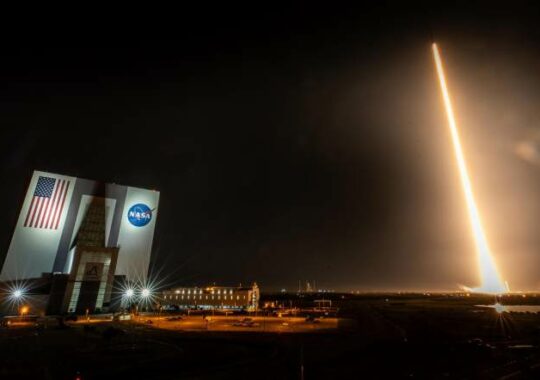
[141,288,151,298]
[432,43,506,294]
[125,288,134,298]
[494,302,506,314]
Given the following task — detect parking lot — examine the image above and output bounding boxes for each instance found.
[133,314,340,333]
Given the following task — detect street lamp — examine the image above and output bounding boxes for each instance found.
[122,287,136,314]
[135,288,152,317]
[9,289,25,316]
[12,289,23,299]
[20,305,29,317]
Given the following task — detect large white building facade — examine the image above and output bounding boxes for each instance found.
[1,170,159,280]
[0,170,159,314]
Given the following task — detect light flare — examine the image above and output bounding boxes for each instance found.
[432,43,506,294]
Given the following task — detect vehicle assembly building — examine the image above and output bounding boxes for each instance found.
[0,170,159,314]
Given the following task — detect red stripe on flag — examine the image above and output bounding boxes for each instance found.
[47,180,63,228]
[45,183,56,228]
[32,197,45,228]
[51,183,65,230]
[28,197,41,227]
[39,197,50,228]
[24,196,37,227]
[53,181,69,230]
[41,181,58,228]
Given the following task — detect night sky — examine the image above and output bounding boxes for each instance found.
[2,3,540,291]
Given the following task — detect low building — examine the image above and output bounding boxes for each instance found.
[161,283,260,311]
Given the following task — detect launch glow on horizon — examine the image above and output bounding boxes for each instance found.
[432,43,506,294]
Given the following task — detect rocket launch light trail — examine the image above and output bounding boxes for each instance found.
[432,43,506,294]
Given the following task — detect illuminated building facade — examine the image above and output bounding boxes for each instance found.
[1,170,159,281]
[0,170,159,314]
[161,283,260,311]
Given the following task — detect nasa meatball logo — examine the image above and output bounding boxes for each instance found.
[127,203,152,227]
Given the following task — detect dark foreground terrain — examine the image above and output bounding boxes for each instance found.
[2,293,540,379]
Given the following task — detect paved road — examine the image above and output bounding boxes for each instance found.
[135,315,340,333]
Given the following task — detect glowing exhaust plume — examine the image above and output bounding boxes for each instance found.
[432,43,506,294]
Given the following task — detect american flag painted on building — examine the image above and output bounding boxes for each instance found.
[24,176,70,229]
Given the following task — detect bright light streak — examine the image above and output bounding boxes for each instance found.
[432,43,506,294]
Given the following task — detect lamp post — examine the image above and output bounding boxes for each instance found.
[140,288,151,319]
[141,288,150,298]
[125,288,134,309]
[20,305,29,317]
[11,289,24,316]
